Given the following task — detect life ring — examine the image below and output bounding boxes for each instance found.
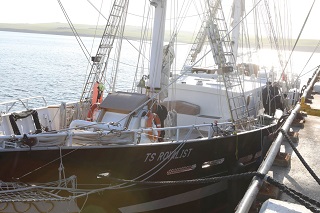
[87,103,100,121]
[146,111,161,141]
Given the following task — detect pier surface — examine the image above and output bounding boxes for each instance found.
[261,92,320,212]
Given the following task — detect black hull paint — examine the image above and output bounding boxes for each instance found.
[0,125,275,212]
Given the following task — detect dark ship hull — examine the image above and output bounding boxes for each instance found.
[0,124,275,212]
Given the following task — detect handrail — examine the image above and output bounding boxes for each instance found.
[0,121,239,148]
[0,96,47,113]
[0,122,221,141]
[134,123,216,144]
[235,67,320,213]
[0,120,274,150]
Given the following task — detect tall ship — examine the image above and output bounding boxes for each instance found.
[0,0,308,212]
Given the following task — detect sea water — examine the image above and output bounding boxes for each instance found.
[0,31,152,105]
[0,31,319,108]
[0,31,88,104]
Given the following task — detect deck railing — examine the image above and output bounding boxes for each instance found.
[0,121,239,148]
[0,96,47,113]
[236,66,320,213]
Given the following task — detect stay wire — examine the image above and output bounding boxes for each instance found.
[277,0,316,82]
[294,40,320,86]
[86,0,151,73]
[57,0,92,63]
[299,65,320,79]
[85,0,105,70]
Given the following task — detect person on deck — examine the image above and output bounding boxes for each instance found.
[152,102,168,142]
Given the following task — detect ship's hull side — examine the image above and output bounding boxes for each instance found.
[0,124,275,212]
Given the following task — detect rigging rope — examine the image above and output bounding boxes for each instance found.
[86,0,153,92]
[131,1,151,92]
[277,0,316,82]
[294,40,320,85]
[263,0,286,82]
[299,66,319,79]
[56,0,92,64]
[280,129,320,185]
[83,0,105,89]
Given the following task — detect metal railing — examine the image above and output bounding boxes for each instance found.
[0,96,47,113]
[0,121,238,148]
[235,67,320,213]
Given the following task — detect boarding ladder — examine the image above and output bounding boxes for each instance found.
[80,0,129,103]
[207,0,249,124]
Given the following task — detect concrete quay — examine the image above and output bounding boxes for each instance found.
[256,92,320,212]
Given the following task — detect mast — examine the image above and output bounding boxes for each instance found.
[230,0,245,62]
[148,0,167,97]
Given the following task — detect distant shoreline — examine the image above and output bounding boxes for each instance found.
[1,23,319,53]
[0,28,94,38]
[0,28,82,37]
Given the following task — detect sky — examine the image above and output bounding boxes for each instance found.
[0,0,319,39]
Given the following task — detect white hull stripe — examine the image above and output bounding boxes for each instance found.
[118,181,228,213]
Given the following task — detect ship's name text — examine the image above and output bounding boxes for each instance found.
[144,148,193,162]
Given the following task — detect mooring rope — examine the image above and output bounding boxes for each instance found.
[280,128,320,185]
